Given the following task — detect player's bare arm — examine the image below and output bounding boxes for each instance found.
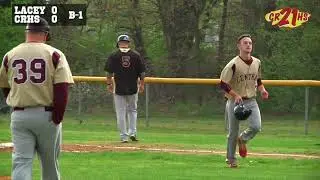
[137,52,146,93]
[106,72,113,93]
[228,90,243,104]
[256,60,269,100]
[104,55,114,93]
[257,83,269,100]
[139,72,145,93]
[105,72,113,84]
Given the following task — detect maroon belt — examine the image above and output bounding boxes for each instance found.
[13,106,53,112]
[242,97,251,100]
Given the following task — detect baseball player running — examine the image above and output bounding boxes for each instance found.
[0,18,74,179]
[105,34,146,143]
[219,34,269,168]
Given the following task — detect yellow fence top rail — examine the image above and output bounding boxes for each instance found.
[72,76,320,87]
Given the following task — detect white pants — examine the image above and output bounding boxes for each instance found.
[11,107,61,180]
[226,99,261,161]
[113,93,138,141]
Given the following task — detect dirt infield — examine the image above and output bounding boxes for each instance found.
[0,176,10,180]
[1,143,319,159]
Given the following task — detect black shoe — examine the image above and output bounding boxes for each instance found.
[130,136,138,141]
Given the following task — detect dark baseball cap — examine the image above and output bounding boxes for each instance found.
[117,35,130,42]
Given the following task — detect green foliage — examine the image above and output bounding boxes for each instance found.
[0,6,24,61]
[0,0,318,114]
[0,26,24,61]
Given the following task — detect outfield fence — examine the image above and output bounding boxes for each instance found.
[71,76,320,135]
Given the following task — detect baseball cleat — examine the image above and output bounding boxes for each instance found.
[238,137,247,158]
[121,140,128,143]
[225,159,229,164]
[229,162,238,168]
[130,136,138,141]
[226,159,238,168]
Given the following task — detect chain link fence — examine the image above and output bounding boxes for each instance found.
[65,80,319,134]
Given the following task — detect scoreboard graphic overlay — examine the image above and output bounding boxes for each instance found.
[12,4,87,26]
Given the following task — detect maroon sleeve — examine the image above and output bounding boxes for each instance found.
[257,78,263,86]
[220,80,232,93]
[52,51,60,69]
[52,83,69,124]
[2,88,10,98]
[1,56,10,98]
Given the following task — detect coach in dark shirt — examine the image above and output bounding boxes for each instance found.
[105,34,146,143]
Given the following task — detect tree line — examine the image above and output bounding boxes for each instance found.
[0,0,319,115]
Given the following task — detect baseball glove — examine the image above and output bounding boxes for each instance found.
[234,103,252,121]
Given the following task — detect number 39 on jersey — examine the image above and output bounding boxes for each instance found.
[12,58,46,84]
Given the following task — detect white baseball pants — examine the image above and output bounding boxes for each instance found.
[113,93,138,141]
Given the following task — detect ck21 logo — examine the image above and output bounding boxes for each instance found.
[265,7,311,28]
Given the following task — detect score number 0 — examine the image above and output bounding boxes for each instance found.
[51,6,58,23]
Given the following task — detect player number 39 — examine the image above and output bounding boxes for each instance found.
[12,59,46,84]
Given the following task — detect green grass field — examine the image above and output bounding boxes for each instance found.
[0,113,319,180]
